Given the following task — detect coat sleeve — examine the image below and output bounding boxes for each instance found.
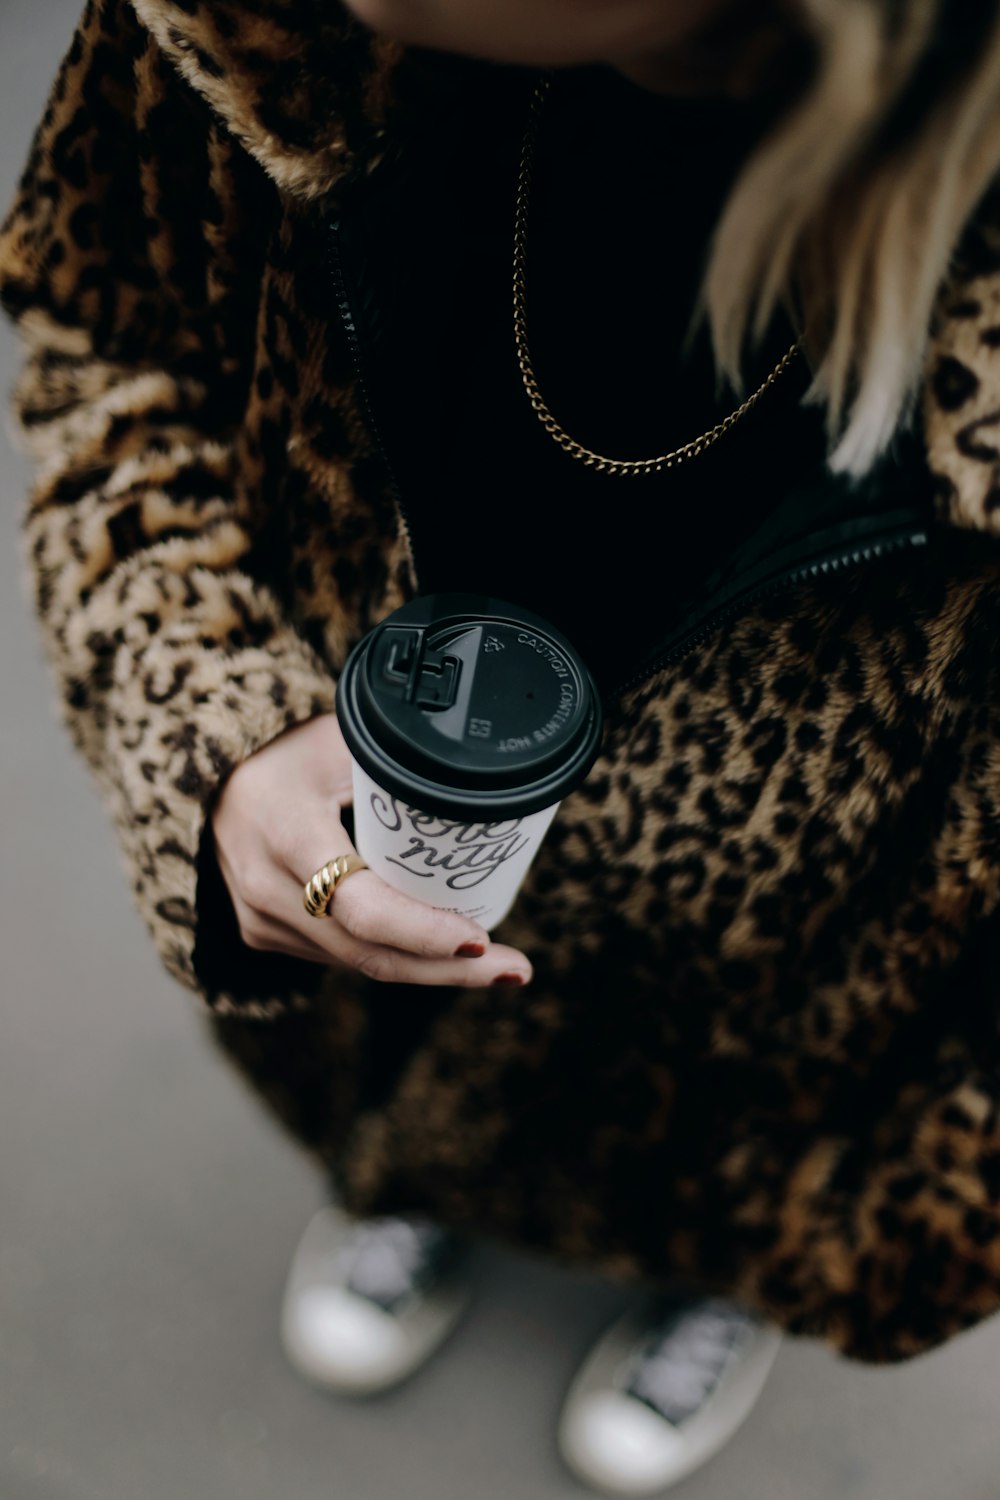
[0,0,339,1019]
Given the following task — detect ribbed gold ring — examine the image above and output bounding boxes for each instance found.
[303,855,369,918]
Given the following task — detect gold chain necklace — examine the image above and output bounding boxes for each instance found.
[513,74,800,478]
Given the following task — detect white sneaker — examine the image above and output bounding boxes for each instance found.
[558,1292,782,1496]
[280,1205,472,1395]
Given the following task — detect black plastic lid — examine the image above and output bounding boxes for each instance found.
[336,593,604,819]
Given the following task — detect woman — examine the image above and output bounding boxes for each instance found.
[5,0,1000,1492]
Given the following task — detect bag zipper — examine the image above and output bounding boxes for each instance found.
[602,522,931,709]
[328,214,421,588]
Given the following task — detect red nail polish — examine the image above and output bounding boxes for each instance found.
[455,941,486,958]
[492,971,526,987]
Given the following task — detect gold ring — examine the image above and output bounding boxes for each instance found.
[303,855,370,918]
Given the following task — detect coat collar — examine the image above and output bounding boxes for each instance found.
[129,0,1000,541]
[921,202,1000,538]
[129,0,402,200]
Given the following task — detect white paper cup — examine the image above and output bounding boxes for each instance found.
[350,760,561,928]
[336,593,603,932]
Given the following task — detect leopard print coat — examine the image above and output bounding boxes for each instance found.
[7,0,1000,1366]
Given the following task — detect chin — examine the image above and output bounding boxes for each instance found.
[337,0,700,69]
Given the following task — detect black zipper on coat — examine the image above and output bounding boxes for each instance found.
[602,519,932,709]
[328,214,421,586]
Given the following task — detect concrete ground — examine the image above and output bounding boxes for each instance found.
[3,4,1000,1498]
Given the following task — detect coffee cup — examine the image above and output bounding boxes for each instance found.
[335,592,604,930]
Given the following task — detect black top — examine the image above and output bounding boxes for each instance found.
[350,57,831,695]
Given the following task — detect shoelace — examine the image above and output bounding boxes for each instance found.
[341,1216,461,1314]
[621,1297,760,1427]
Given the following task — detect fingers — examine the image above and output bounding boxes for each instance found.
[251,896,533,986]
[330,934,534,989]
[229,834,539,984]
[326,868,490,960]
[275,862,534,987]
[232,881,534,987]
[282,824,493,961]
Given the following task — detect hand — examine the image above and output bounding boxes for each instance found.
[209,711,534,988]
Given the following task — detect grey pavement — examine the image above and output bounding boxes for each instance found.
[2,3,1000,1498]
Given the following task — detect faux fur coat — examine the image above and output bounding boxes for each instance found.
[8,0,1000,1366]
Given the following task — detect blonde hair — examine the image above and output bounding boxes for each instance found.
[704,0,1000,475]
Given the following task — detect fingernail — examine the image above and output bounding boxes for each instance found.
[455,941,486,958]
[492,971,527,987]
